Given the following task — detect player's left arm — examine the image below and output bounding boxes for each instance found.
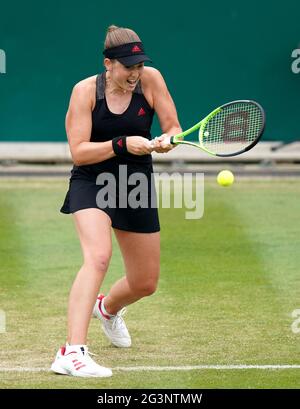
[150,68,182,152]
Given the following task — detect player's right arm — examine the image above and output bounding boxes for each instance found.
[66,82,116,166]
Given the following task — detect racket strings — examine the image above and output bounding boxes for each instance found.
[200,102,264,155]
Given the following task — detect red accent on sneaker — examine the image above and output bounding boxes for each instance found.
[117,139,123,148]
[60,346,66,356]
[132,45,141,53]
[138,107,146,116]
[72,359,86,370]
[75,364,86,370]
[97,294,111,320]
[65,351,77,356]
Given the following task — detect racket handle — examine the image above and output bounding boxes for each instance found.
[150,136,175,148]
[149,139,155,148]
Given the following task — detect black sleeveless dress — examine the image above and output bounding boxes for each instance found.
[60,72,160,233]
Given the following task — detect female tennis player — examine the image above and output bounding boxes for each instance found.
[51,25,181,377]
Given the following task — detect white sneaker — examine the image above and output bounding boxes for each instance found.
[93,294,132,348]
[50,344,112,378]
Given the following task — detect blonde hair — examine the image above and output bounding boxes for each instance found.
[104,25,141,49]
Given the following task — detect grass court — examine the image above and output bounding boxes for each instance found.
[0,177,299,388]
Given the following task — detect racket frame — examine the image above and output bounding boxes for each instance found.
[170,100,265,157]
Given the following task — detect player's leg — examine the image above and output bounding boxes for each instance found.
[51,208,113,377]
[93,230,160,348]
[68,208,112,345]
[105,230,160,313]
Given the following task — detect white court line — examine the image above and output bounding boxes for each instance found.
[115,365,300,371]
[1,365,300,373]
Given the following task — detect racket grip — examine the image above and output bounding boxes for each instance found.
[170,136,175,144]
[149,139,155,148]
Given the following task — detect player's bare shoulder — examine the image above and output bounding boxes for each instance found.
[142,67,164,86]
[71,75,97,109]
[141,67,166,108]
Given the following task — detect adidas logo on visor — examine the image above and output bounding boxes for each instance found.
[131,45,142,53]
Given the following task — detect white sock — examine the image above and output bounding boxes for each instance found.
[65,344,86,354]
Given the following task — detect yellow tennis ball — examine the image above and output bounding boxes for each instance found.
[217,170,234,187]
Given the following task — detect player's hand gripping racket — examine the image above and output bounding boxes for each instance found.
[151,100,265,157]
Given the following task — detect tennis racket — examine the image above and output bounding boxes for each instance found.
[151,100,265,157]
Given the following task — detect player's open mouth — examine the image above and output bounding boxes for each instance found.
[127,79,138,86]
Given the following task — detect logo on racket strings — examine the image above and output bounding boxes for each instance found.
[222,111,249,142]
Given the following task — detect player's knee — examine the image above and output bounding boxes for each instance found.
[143,282,157,296]
[130,279,158,297]
[94,254,111,273]
[85,253,111,274]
